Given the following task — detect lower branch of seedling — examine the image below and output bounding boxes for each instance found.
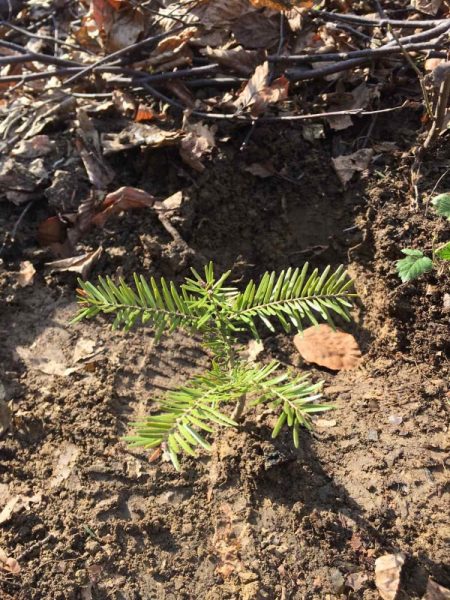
[74,262,357,470]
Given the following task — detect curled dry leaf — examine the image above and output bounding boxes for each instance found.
[332,149,373,187]
[0,548,20,574]
[374,553,405,600]
[180,122,216,172]
[424,579,450,599]
[45,247,103,279]
[92,186,155,227]
[17,261,36,287]
[293,324,362,371]
[102,123,181,154]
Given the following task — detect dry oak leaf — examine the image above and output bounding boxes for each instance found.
[293,324,361,371]
[234,62,289,116]
[332,149,373,187]
[374,553,405,600]
[0,549,20,574]
[424,579,450,600]
[412,0,442,15]
[180,122,216,172]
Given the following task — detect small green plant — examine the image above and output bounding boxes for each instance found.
[396,193,450,283]
[73,263,356,469]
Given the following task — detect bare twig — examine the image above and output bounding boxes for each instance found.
[387,24,433,117]
[61,26,186,87]
[315,10,448,28]
[269,41,446,63]
[0,20,96,54]
[139,81,408,121]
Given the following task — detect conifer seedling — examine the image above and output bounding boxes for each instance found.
[73,263,356,470]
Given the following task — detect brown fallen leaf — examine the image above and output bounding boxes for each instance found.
[0,492,42,525]
[75,136,114,190]
[179,121,216,172]
[424,579,450,599]
[102,123,181,154]
[234,62,288,116]
[49,443,80,489]
[16,261,36,287]
[346,571,368,592]
[293,324,362,371]
[374,553,405,600]
[201,45,264,76]
[45,247,103,279]
[332,149,373,187]
[91,186,155,227]
[0,548,20,574]
[412,0,442,15]
[244,161,276,178]
[231,11,280,49]
[11,135,54,158]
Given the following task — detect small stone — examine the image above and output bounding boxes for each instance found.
[388,415,403,426]
[443,293,450,313]
[181,523,193,535]
[240,571,259,584]
[367,429,379,441]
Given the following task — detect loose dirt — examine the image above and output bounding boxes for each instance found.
[1,111,449,599]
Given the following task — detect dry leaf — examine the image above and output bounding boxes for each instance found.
[234,62,289,116]
[293,324,362,371]
[75,136,114,190]
[374,553,405,600]
[241,339,264,363]
[45,247,103,279]
[231,12,280,49]
[107,8,144,52]
[346,571,368,592]
[244,161,276,178]
[72,338,97,363]
[17,261,36,287]
[314,418,337,428]
[192,0,252,28]
[102,123,181,154]
[180,122,216,172]
[332,149,373,187]
[0,492,42,525]
[201,45,264,76]
[49,443,80,489]
[92,186,155,227]
[412,0,442,15]
[0,548,20,574]
[424,579,450,599]
[112,90,136,116]
[11,135,53,158]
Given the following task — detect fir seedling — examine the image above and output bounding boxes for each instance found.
[396,193,450,282]
[73,263,356,470]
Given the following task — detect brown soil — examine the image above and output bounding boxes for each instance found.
[1,111,449,600]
